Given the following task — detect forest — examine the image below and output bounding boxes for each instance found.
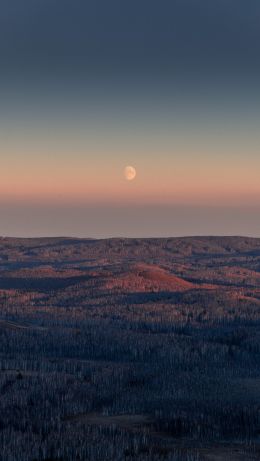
[0,236,260,460]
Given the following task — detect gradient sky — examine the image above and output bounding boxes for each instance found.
[1,1,260,237]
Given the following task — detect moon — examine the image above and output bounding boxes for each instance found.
[124,165,136,181]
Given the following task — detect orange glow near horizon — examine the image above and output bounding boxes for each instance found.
[1,111,260,208]
[1,151,260,207]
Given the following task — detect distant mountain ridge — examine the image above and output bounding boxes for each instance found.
[0,236,260,264]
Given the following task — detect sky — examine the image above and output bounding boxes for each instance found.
[0,0,260,237]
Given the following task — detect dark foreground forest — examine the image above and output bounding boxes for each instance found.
[0,236,260,461]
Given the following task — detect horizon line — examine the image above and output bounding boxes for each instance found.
[1,234,260,241]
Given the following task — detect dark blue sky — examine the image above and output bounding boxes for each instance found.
[1,0,260,82]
